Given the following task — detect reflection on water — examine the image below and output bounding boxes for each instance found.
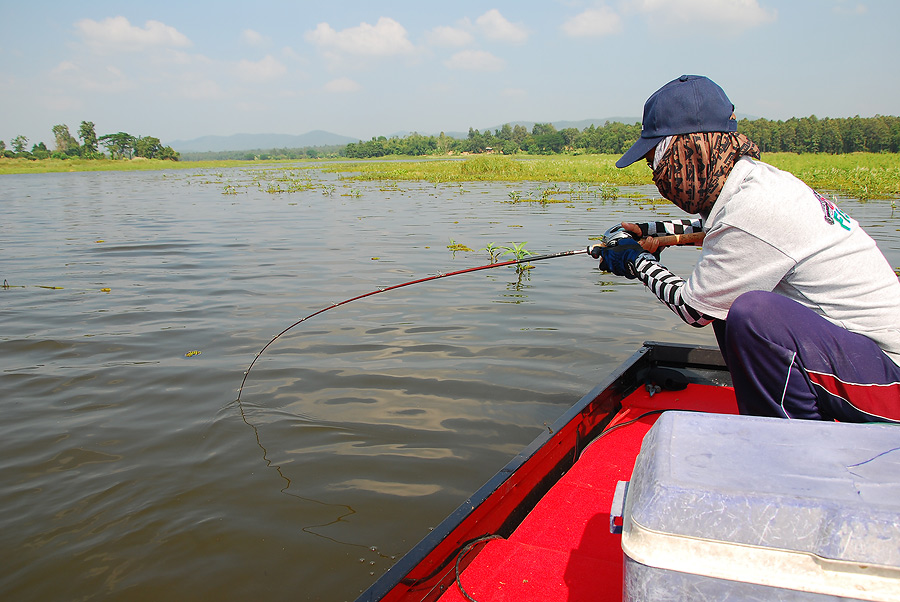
[1,166,897,601]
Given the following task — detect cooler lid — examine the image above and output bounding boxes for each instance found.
[622,412,900,600]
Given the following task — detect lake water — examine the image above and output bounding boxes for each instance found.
[2,164,898,601]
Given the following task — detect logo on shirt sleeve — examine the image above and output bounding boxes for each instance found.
[815,191,857,231]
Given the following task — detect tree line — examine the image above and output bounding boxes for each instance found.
[8,115,895,163]
[344,115,900,159]
[1,121,179,161]
[178,145,346,162]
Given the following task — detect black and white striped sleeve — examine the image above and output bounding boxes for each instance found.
[633,218,703,240]
[633,256,714,327]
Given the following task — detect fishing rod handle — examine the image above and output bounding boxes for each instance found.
[587,231,705,259]
[653,231,705,247]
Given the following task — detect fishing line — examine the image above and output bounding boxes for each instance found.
[455,534,505,602]
[236,248,588,401]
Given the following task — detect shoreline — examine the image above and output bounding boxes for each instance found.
[2,152,897,200]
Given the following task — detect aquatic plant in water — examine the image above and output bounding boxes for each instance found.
[599,183,619,200]
[501,241,534,272]
[480,242,503,262]
[501,241,532,259]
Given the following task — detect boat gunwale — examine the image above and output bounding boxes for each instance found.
[354,341,729,602]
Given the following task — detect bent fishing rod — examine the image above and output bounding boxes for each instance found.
[236,228,704,401]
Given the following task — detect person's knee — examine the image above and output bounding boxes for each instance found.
[725,291,775,347]
[728,291,774,325]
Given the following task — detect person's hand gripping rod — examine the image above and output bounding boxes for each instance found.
[588,224,706,279]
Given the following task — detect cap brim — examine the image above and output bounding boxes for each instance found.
[615,135,665,169]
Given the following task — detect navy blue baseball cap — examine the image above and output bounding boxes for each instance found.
[616,75,737,168]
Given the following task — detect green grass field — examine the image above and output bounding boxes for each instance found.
[0,157,248,174]
[2,152,898,200]
[763,152,900,200]
[323,153,900,201]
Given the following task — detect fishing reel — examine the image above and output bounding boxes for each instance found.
[587,225,640,259]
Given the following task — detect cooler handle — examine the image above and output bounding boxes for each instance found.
[610,480,629,534]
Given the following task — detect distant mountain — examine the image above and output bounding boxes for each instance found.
[168,130,359,153]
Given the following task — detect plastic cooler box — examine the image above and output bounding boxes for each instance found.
[620,411,900,601]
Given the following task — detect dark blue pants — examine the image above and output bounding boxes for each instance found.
[713,291,900,422]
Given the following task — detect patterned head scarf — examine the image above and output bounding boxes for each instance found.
[652,132,760,215]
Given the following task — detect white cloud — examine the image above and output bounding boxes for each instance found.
[561,7,623,37]
[427,25,474,47]
[75,16,191,53]
[305,17,415,58]
[628,0,776,29]
[444,50,505,71]
[240,29,270,47]
[475,9,529,43]
[324,77,361,93]
[235,55,287,83]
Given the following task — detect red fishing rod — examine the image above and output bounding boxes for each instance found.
[236,247,588,401]
[236,228,705,400]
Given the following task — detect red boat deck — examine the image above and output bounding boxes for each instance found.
[437,383,738,602]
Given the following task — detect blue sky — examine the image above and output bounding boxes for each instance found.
[1,0,897,147]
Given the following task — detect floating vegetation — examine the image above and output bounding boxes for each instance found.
[503,183,594,205]
[265,179,316,194]
[2,279,114,293]
[599,183,620,200]
[636,197,671,206]
[447,239,474,252]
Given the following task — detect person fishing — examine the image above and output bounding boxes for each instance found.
[597,74,900,423]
